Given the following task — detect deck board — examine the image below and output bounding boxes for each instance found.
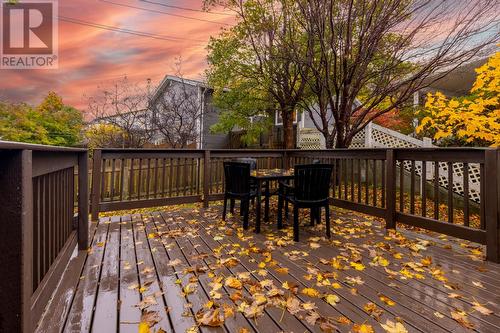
[36,205,500,333]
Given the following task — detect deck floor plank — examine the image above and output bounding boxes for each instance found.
[118,215,142,333]
[170,210,299,333]
[144,213,198,333]
[38,206,500,333]
[62,218,110,333]
[131,213,173,333]
[160,212,261,333]
[154,212,227,333]
[91,216,121,332]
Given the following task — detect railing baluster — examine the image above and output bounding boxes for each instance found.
[357,158,361,203]
[373,159,377,207]
[129,158,134,201]
[161,158,166,197]
[137,158,142,200]
[410,160,415,215]
[381,160,386,207]
[421,160,427,217]
[154,158,159,198]
[463,162,469,227]
[434,161,439,220]
[146,158,151,199]
[119,158,125,202]
[169,158,174,197]
[350,158,354,201]
[110,159,115,201]
[480,162,485,229]
[365,159,369,204]
[447,162,454,223]
[399,160,404,212]
[343,159,348,200]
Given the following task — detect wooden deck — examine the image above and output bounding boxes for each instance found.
[36,204,500,333]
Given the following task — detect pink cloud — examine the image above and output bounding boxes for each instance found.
[0,0,234,113]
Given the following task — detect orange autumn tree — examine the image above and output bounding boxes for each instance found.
[417,50,500,146]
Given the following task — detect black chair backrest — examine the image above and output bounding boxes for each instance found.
[294,164,333,202]
[234,158,257,170]
[224,162,252,196]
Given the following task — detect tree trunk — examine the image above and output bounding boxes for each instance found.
[282,111,295,149]
[325,133,335,149]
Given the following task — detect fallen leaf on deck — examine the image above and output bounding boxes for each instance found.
[302,287,320,297]
[379,294,396,306]
[380,320,408,333]
[433,311,444,318]
[324,294,340,306]
[225,277,243,290]
[451,310,475,329]
[167,259,182,266]
[364,302,384,320]
[140,310,161,328]
[472,301,493,315]
[352,323,375,333]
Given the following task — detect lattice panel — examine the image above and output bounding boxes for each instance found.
[349,130,366,148]
[297,129,322,149]
[370,125,481,203]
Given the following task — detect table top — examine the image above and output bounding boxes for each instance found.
[250,168,294,180]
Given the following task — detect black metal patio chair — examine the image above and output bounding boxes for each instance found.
[277,164,334,241]
[223,161,257,229]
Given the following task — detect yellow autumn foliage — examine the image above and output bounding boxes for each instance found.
[417,49,500,146]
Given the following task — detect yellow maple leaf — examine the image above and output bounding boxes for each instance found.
[350,262,365,271]
[379,294,396,306]
[225,277,243,290]
[324,294,340,306]
[353,323,375,333]
[301,287,320,297]
[138,322,151,333]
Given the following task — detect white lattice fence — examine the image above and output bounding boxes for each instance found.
[297,123,481,203]
[369,123,481,203]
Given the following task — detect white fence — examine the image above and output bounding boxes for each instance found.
[297,123,481,203]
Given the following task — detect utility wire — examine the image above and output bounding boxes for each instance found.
[58,16,207,44]
[99,0,233,26]
[138,0,233,16]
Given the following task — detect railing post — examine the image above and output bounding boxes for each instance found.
[0,149,33,332]
[484,149,499,263]
[283,150,288,169]
[385,149,396,229]
[364,122,373,148]
[90,149,102,221]
[203,150,210,208]
[78,151,89,250]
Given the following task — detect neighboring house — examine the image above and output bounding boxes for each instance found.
[92,75,230,149]
[413,57,489,105]
[231,101,365,149]
[150,75,229,149]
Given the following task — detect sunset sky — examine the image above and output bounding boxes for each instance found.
[0,0,235,112]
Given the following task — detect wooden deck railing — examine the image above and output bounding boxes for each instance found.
[89,147,499,263]
[0,141,88,332]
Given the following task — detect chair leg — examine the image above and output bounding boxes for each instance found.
[316,207,321,224]
[243,199,249,230]
[325,204,331,238]
[230,199,235,214]
[277,196,283,229]
[293,206,299,242]
[222,196,228,221]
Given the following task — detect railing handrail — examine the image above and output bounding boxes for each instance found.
[0,143,88,332]
[0,140,86,152]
